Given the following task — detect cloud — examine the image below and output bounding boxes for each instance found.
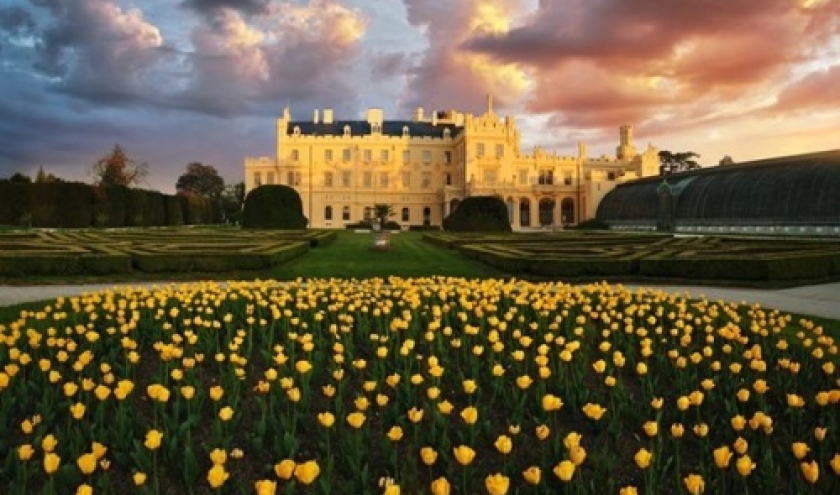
[0,5,37,39]
[400,0,532,114]
[773,65,840,112]
[461,0,839,129]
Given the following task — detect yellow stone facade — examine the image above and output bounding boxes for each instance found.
[244,98,660,230]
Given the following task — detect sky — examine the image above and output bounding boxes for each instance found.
[1,0,838,193]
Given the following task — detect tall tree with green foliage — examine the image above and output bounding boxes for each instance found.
[90,145,149,187]
[220,181,245,224]
[373,203,395,230]
[659,150,701,175]
[176,162,225,199]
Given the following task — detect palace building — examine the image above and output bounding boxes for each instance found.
[243,97,661,230]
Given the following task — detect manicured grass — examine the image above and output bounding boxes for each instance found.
[269,231,507,280]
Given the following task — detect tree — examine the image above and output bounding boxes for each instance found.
[35,166,62,183]
[91,145,148,187]
[719,155,735,166]
[242,185,307,229]
[220,182,245,224]
[7,172,31,183]
[373,203,395,230]
[659,150,701,175]
[176,162,225,199]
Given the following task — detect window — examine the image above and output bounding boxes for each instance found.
[266,171,275,185]
[324,205,333,221]
[363,149,372,162]
[381,149,389,162]
[444,151,452,164]
[495,144,504,158]
[608,172,616,181]
[380,173,389,188]
[422,172,432,188]
[564,172,573,185]
[423,207,431,226]
[402,150,410,164]
[343,148,352,162]
[476,143,485,158]
[363,171,372,187]
[291,149,299,161]
[538,169,554,185]
[401,207,410,222]
[343,125,351,137]
[422,150,432,164]
[287,171,301,186]
[342,206,351,221]
[253,172,262,186]
[401,172,410,188]
[324,172,333,187]
[519,169,529,185]
[325,149,333,161]
[402,126,409,137]
[483,170,497,184]
[445,172,452,186]
[342,171,352,188]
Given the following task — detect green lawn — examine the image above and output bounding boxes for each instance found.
[271,230,507,280]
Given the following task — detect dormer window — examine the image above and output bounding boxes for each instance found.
[293,126,301,136]
[402,126,410,137]
[343,125,351,136]
[443,128,451,138]
[372,123,381,134]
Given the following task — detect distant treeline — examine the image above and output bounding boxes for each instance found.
[0,181,221,228]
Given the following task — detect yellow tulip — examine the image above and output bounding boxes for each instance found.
[42,434,58,453]
[536,424,551,440]
[207,463,229,488]
[44,452,61,474]
[713,445,732,469]
[735,455,755,477]
[133,472,147,486]
[553,460,575,481]
[733,437,749,455]
[460,406,478,425]
[354,396,370,411]
[295,360,312,374]
[144,429,162,451]
[693,423,709,438]
[437,400,454,415]
[541,394,563,412]
[462,379,477,394]
[318,412,335,428]
[254,479,277,495]
[408,407,424,423]
[676,396,690,411]
[620,486,638,495]
[592,359,607,374]
[787,393,806,408]
[293,460,320,485]
[209,448,227,465]
[569,445,587,466]
[563,431,582,449]
[671,423,685,438]
[346,412,366,429]
[650,397,663,409]
[209,385,224,401]
[420,446,438,466]
[731,415,746,431]
[386,426,403,442]
[70,402,86,420]
[453,445,476,466]
[634,448,652,469]
[77,452,97,475]
[274,459,295,480]
[683,474,704,495]
[642,421,658,437]
[814,427,827,442]
[830,453,840,475]
[494,435,512,455]
[791,442,810,460]
[523,466,541,485]
[801,460,819,484]
[94,384,111,401]
[218,406,234,421]
[485,473,510,495]
[516,375,533,389]
[18,444,34,461]
[582,403,606,420]
[430,476,451,495]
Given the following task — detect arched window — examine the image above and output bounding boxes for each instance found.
[519,198,530,227]
[402,126,410,137]
[561,198,575,225]
[343,125,351,137]
[539,198,555,226]
[324,205,333,221]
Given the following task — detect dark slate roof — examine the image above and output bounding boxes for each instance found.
[286,120,463,138]
[596,149,840,225]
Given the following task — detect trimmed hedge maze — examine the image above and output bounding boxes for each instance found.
[424,232,840,284]
[0,229,336,277]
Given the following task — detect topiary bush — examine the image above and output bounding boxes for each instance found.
[442,196,512,232]
[242,185,308,229]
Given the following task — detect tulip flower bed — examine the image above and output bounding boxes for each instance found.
[0,277,838,495]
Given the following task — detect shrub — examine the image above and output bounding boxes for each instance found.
[442,196,512,232]
[242,185,308,229]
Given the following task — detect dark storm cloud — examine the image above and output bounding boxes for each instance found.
[180,0,270,16]
[0,5,37,38]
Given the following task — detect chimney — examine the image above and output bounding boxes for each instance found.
[323,108,333,124]
[431,111,437,126]
[313,109,320,124]
[414,107,424,122]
